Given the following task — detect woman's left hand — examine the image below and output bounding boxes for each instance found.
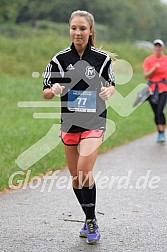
[99,86,115,100]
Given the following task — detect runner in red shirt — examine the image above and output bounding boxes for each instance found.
[143,39,167,143]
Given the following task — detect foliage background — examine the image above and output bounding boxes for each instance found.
[1,0,167,42]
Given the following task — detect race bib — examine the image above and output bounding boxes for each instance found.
[67,89,96,112]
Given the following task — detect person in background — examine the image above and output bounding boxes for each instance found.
[43,10,115,244]
[143,39,167,143]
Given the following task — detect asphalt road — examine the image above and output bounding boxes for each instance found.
[0,132,167,252]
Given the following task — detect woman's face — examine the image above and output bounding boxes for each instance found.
[154,44,163,55]
[70,16,92,48]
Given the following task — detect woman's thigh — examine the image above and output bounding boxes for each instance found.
[77,137,102,185]
[64,139,101,174]
[158,92,167,113]
[64,137,103,187]
[64,145,79,177]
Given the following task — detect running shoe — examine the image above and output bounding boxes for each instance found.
[86,218,100,244]
[157,132,165,143]
[79,220,87,238]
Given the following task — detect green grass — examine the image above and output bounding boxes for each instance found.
[0,23,166,191]
[0,73,158,191]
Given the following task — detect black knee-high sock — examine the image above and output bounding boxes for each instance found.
[81,183,96,220]
[73,188,86,216]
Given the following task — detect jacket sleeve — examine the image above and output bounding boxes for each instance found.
[43,59,62,90]
[101,58,115,87]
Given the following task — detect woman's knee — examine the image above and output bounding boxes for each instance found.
[155,111,165,124]
[77,169,94,187]
[71,175,79,188]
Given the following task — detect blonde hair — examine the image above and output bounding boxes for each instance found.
[69,10,95,46]
[99,47,118,61]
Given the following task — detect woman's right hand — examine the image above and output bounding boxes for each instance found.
[154,63,160,69]
[144,63,160,79]
[51,83,65,95]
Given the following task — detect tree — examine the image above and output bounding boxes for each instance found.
[1,0,167,42]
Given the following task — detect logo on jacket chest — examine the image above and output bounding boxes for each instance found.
[85,66,96,79]
[66,64,75,70]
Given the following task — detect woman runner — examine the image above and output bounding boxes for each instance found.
[143,39,167,143]
[43,10,115,244]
